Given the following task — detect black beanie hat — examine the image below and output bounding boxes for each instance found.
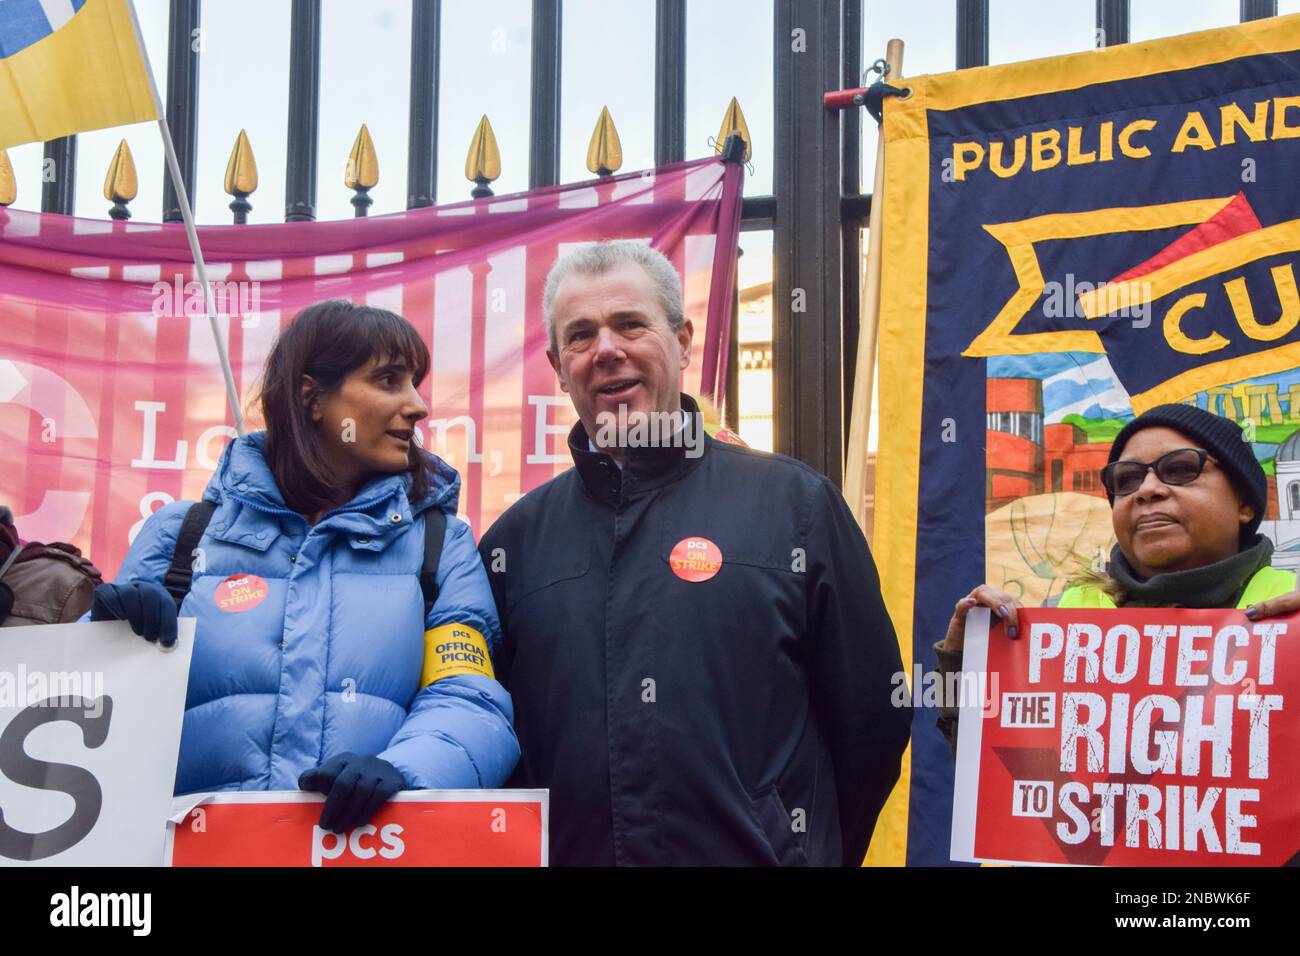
[1106,403,1267,536]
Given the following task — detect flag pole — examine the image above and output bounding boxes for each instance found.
[155,117,245,437]
[125,1,245,437]
[843,38,904,533]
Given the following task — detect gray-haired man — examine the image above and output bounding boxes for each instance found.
[478,240,909,866]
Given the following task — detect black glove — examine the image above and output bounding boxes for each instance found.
[298,753,405,833]
[90,582,178,647]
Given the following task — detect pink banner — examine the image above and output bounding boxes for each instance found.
[0,157,743,579]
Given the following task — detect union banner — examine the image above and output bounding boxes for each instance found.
[873,15,1300,865]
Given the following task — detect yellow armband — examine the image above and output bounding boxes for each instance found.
[421,623,495,686]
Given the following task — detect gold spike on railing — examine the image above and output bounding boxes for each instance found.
[586,106,623,177]
[345,123,379,217]
[715,97,752,163]
[224,129,258,224]
[0,149,15,207]
[464,115,501,199]
[103,139,138,221]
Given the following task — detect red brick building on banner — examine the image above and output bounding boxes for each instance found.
[986,378,1111,512]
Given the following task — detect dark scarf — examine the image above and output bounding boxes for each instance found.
[1106,534,1274,608]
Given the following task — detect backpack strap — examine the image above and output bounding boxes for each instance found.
[163,501,218,611]
[420,508,447,619]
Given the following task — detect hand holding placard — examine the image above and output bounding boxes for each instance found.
[298,753,405,833]
[89,582,178,647]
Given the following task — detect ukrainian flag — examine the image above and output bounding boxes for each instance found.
[0,0,158,151]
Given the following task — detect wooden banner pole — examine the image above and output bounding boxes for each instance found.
[844,38,904,533]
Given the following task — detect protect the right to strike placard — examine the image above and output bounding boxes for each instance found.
[952,606,1300,866]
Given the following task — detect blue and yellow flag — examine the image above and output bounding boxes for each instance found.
[873,14,1300,865]
[0,0,158,151]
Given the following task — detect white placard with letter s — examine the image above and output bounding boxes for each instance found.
[0,619,195,866]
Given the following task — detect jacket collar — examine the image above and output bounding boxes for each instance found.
[203,430,460,550]
[569,393,709,503]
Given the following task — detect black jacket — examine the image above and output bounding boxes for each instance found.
[478,395,910,865]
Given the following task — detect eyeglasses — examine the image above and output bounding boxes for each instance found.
[1100,447,1211,497]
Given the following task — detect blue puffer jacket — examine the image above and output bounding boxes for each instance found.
[105,431,519,794]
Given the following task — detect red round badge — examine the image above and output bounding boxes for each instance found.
[711,428,749,447]
[214,574,269,613]
[669,537,723,582]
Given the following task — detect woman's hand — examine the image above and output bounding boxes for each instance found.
[89,582,178,647]
[940,585,1022,655]
[299,753,405,833]
[1245,590,1300,621]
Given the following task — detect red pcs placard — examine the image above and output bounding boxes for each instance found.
[166,791,547,867]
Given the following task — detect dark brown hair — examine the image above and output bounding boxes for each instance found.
[257,300,431,515]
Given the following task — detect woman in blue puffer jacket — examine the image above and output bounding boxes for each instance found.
[88,300,519,832]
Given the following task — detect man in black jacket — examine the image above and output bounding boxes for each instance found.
[478,241,909,865]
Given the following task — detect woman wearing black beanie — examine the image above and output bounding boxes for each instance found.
[934,403,1297,750]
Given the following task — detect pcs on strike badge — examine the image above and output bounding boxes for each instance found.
[215,574,269,612]
[669,537,723,583]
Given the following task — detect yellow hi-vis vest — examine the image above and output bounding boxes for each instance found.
[1058,566,1296,609]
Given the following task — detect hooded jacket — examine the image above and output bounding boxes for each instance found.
[104,431,519,794]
